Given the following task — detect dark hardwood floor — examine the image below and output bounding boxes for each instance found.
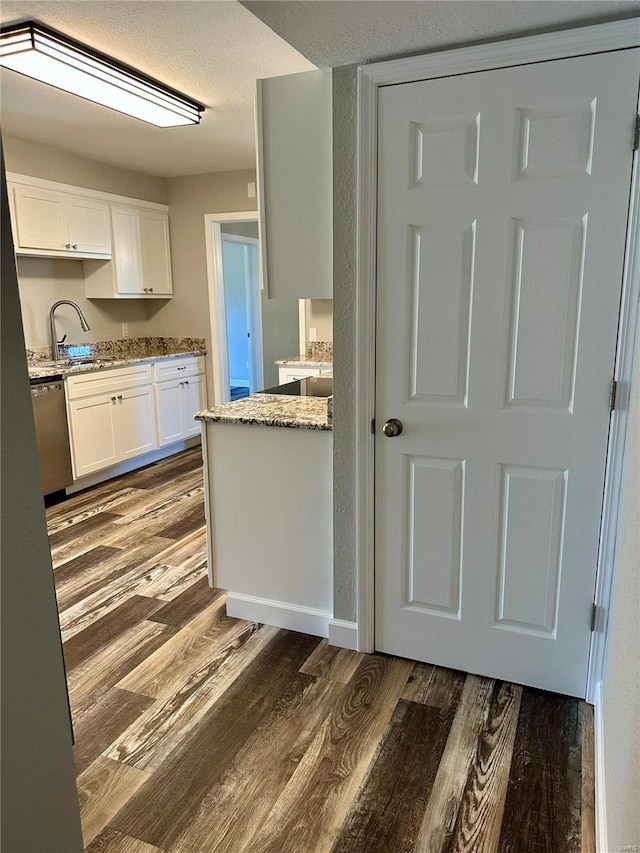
[47,447,595,852]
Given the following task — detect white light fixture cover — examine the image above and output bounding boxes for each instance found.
[0,21,204,127]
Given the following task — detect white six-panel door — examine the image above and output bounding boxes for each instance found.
[374,49,640,697]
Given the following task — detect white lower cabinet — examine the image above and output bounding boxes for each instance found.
[155,359,206,447]
[68,385,156,478]
[65,364,157,479]
[66,358,205,480]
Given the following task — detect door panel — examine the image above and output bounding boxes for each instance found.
[68,395,119,477]
[375,49,640,697]
[156,380,185,446]
[117,388,157,459]
[111,207,144,294]
[183,376,206,437]
[65,196,111,255]
[14,186,66,250]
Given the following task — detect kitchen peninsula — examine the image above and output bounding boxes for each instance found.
[196,380,333,638]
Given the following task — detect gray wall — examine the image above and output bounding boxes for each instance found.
[3,135,168,203]
[332,65,358,621]
[602,320,640,851]
[147,170,258,403]
[1,151,83,851]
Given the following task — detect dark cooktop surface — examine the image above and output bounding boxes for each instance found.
[259,376,333,398]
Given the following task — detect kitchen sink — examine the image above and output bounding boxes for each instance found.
[66,356,120,366]
[31,356,120,369]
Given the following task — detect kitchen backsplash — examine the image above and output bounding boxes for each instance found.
[306,341,333,361]
[27,336,206,364]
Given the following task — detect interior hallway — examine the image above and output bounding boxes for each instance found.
[48,447,595,852]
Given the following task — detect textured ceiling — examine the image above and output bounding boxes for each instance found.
[2,2,638,178]
[240,0,640,68]
[0,1,315,177]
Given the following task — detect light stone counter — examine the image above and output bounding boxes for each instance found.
[195,393,332,431]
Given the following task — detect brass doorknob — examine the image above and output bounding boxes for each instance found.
[382,418,403,437]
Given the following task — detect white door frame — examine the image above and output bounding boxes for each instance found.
[355,18,640,704]
[204,212,263,404]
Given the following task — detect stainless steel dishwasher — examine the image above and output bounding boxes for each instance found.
[30,378,73,495]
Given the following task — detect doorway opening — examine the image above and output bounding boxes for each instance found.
[205,211,302,404]
[205,214,263,404]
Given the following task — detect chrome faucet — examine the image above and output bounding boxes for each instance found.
[49,300,91,363]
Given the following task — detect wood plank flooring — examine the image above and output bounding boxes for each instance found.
[47,447,595,852]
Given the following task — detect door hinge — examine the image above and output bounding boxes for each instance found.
[610,379,619,412]
[590,603,599,632]
[371,418,376,435]
[634,115,640,151]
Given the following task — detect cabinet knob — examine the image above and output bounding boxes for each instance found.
[117,395,123,400]
[72,244,78,249]
[111,396,116,402]
[65,243,71,249]
[149,288,154,292]
[185,380,189,385]
[143,288,148,292]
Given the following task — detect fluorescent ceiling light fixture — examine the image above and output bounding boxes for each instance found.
[0,21,204,127]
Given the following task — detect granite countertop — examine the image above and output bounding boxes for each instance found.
[28,350,205,380]
[275,355,333,369]
[275,341,333,370]
[196,393,332,431]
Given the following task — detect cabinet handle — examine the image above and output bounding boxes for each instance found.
[177,366,186,371]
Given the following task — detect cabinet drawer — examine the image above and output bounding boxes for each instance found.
[153,356,204,383]
[278,366,321,384]
[65,364,153,400]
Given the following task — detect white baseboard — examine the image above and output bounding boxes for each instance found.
[226,592,331,638]
[328,619,359,651]
[65,437,200,494]
[594,681,608,853]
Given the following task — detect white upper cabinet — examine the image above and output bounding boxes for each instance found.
[257,69,332,300]
[84,205,173,299]
[11,184,111,258]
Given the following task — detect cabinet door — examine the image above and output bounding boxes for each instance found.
[117,386,157,459]
[155,379,185,446]
[280,367,321,384]
[13,185,66,251]
[111,206,144,294]
[68,394,119,477]
[141,211,173,295]
[65,195,111,255]
[257,70,332,299]
[182,375,206,437]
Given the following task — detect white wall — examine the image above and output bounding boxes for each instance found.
[601,324,640,852]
